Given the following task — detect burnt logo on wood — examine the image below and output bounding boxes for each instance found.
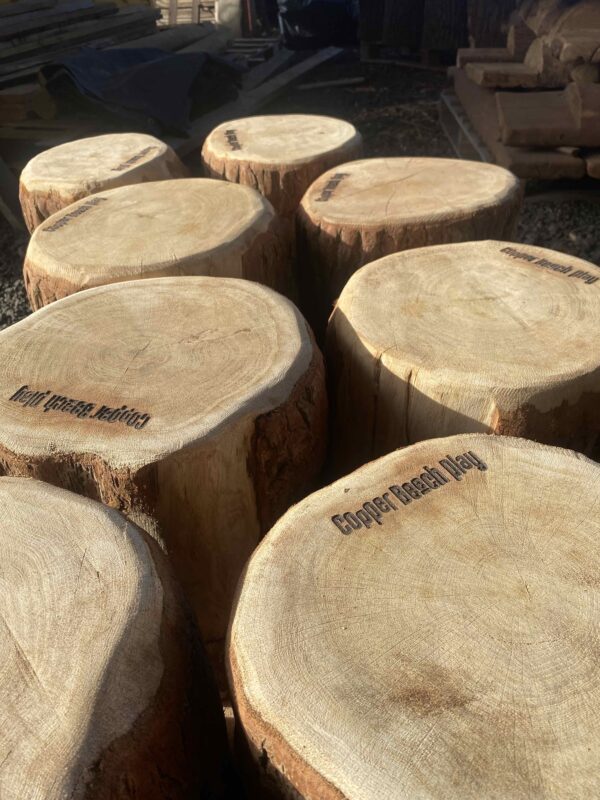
[331,452,488,534]
[8,385,151,430]
[501,246,599,285]
[42,197,107,232]
[315,173,350,202]
[110,146,158,172]
[225,129,242,151]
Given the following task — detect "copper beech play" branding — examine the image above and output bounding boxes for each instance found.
[8,385,151,430]
[331,451,488,534]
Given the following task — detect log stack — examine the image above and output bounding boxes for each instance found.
[0,276,326,672]
[0,477,229,799]
[229,434,600,800]
[450,0,600,179]
[327,240,600,475]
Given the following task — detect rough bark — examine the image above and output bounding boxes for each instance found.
[228,433,600,799]
[0,478,230,800]
[326,240,600,476]
[19,133,186,233]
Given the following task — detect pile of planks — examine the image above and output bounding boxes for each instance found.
[0,0,160,104]
[445,0,600,180]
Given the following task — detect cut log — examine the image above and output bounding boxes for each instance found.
[326,240,600,475]
[201,114,363,219]
[548,0,600,37]
[228,433,600,800]
[0,277,326,663]
[521,0,564,36]
[465,60,540,88]
[19,132,186,232]
[0,477,229,800]
[23,178,291,309]
[296,157,522,337]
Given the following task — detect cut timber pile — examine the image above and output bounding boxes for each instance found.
[229,434,600,800]
[327,240,600,475]
[0,277,326,665]
[23,178,291,308]
[0,0,160,92]
[19,132,186,231]
[0,477,228,800]
[202,114,363,219]
[297,157,522,336]
[451,0,600,179]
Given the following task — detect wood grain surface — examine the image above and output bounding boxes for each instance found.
[0,477,229,800]
[0,277,327,655]
[19,132,186,232]
[296,157,523,336]
[327,240,600,474]
[23,178,291,308]
[229,434,600,800]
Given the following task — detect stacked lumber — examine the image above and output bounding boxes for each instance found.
[0,0,160,97]
[450,0,600,179]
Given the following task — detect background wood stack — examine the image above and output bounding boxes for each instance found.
[0,0,161,96]
[359,0,520,60]
[447,0,600,179]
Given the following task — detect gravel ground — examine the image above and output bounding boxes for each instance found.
[0,218,29,329]
[1,55,599,329]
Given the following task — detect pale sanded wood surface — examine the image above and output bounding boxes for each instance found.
[296,157,523,336]
[0,277,326,654]
[201,114,363,218]
[23,178,291,309]
[327,240,600,475]
[19,133,186,232]
[228,434,600,800]
[0,477,228,800]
